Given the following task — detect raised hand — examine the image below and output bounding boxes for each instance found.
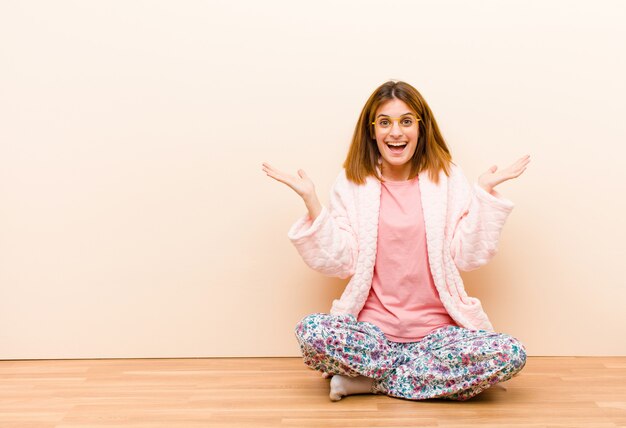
[478,155,530,194]
[262,162,322,220]
[262,162,316,200]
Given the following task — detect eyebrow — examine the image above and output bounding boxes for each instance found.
[376,112,416,118]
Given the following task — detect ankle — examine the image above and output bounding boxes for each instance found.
[329,375,374,401]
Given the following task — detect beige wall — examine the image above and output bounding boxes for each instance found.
[1,1,625,359]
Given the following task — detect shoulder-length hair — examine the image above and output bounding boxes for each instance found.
[343,81,452,184]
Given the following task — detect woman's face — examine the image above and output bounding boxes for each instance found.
[373,98,419,179]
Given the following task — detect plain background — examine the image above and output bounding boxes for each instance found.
[1,0,625,359]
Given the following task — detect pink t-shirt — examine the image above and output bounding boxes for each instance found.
[357,176,457,342]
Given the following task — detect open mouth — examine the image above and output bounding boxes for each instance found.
[386,142,407,154]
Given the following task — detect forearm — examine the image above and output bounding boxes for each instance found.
[287,172,358,278]
[451,186,514,270]
[303,194,322,221]
[288,208,357,279]
[478,182,497,197]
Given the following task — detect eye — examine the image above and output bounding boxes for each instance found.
[379,119,390,127]
[401,118,414,126]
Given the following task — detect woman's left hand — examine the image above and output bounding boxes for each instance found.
[478,154,530,194]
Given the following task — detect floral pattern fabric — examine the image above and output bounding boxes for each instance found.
[295,313,527,401]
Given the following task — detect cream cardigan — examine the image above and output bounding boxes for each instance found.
[287,165,514,331]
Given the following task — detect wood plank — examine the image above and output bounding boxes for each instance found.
[0,357,624,427]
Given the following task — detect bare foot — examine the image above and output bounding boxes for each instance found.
[329,375,374,401]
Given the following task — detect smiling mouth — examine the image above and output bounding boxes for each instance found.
[386,142,407,153]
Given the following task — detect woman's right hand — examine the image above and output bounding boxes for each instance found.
[262,162,322,220]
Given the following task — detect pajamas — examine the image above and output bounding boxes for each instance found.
[295,313,527,401]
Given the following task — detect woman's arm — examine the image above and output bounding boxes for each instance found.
[263,163,358,278]
[450,155,530,271]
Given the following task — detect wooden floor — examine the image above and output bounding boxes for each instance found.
[1,357,625,428]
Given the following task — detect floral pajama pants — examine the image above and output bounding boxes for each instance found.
[295,313,527,401]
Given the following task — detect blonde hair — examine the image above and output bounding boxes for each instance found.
[343,81,452,184]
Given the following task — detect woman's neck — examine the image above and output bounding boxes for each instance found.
[381,163,411,182]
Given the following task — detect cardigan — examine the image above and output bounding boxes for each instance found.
[287,164,514,331]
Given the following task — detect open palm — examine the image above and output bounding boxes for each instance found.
[262,162,316,199]
[478,155,530,194]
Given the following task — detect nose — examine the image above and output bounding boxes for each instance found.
[389,120,403,137]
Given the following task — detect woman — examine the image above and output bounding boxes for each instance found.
[262,80,530,402]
